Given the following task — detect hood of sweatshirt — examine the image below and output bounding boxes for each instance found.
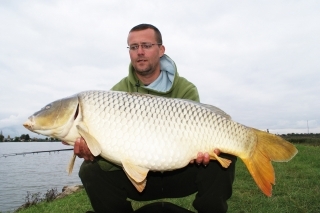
[128,54,178,94]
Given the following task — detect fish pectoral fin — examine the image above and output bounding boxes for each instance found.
[67,154,76,175]
[76,123,102,157]
[122,160,149,192]
[210,152,232,168]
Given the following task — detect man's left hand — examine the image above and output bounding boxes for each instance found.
[190,149,221,165]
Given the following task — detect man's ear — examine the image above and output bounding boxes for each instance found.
[160,45,165,57]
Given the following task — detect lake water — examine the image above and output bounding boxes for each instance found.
[0,142,82,212]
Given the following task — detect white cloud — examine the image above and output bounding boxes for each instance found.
[0,0,319,138]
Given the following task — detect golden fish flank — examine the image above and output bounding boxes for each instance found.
[23,90,298,196]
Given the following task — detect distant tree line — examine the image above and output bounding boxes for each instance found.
[280,133,320,145]
[0,133,59,142]
[280,133,320,137]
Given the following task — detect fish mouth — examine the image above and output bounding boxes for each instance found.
[23,116,35,132]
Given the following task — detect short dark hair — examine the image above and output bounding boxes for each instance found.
[129,24,162,44]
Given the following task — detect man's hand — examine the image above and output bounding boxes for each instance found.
[74,137,95,161]
[190,149,221,165]
[62,139,221,164]
[62,138,94,161]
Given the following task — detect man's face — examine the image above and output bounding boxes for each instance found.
[127,29,165,77]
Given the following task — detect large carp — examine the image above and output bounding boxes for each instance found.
[23,90,297,196]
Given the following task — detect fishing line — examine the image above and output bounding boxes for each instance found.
[0,148,74,158]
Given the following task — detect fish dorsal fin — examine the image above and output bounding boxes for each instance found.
[76,122,102,156]
[67,154,76,175]
[129,92,231,120]
[201,104,231,120]
[122,160,149,192]
[180,99,232,120]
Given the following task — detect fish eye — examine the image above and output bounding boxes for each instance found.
[41,104,51,110]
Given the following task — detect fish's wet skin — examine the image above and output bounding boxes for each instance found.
[23,90,298,196]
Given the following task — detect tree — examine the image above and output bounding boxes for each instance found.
[25,134,30,141]
[0,130,3,142]
[20,134,26,140]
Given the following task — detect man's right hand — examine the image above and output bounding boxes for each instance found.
[74,137,94,161]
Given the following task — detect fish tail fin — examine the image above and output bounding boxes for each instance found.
[242,128,298,197]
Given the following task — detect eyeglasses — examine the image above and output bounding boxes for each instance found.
[127,43,162,51]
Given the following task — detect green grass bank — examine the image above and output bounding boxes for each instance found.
[8,144,320,213]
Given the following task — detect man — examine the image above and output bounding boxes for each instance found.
[73,24,237,213]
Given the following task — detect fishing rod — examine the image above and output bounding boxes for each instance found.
[0,148,74,158]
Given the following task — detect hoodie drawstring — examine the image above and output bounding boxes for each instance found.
[135,80,150,94]
[135,80,140,92]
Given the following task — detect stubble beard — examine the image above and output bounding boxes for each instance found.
[134,64,155,77]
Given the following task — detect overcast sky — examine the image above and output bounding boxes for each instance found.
[0,0,319,138]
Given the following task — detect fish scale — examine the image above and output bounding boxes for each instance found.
[78,91,249,169]
[23,90,297,196]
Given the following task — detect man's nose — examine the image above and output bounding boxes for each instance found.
[137,46,145,54]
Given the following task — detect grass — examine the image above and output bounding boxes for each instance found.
[8,144,320,213]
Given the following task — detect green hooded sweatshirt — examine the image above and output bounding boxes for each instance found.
[97,54,200,171]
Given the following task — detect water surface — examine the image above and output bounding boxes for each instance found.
[0,142,82,212]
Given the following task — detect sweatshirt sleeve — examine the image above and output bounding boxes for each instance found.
[182,85,200,102]
[110,77,129,92]
[176,77,200,102]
